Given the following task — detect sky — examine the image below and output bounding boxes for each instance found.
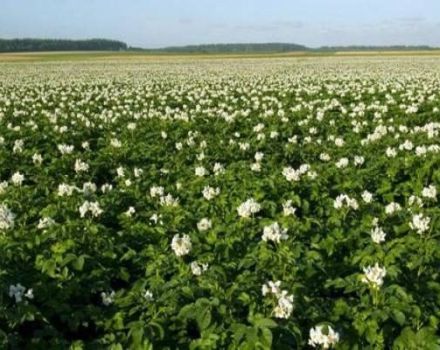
[1,0,440,48]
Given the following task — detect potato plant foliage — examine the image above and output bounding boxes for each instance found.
[0,56,439,349]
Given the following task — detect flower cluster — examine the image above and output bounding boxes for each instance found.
[370,221,386,244]
[262,280,294,319]
[262,222,288,243]
[9,284,33,303]
[237,198,261,218]
[362,263,387,289]
[308,325,340,349]
[79,201,103,218]
[171,234,192,256]
[409,213,430,235]
[0,204,15,231]
[333,194,359,210]
[282,164,312,182]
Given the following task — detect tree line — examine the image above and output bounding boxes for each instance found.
[142,43,308,53]
[0,39,436,54]
[0,38,127,52]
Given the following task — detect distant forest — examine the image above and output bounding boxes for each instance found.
[139,43,436,53]
[0,38,436,53]
[140,43,308,53]
[319,45,434,51]
[0,38,127,52]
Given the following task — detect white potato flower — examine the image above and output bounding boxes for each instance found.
[134,167,143,178]
[253,123,265,132]
[335,158,349,168]
[282,167,301,182]
[0,204,15,231]
[149,213,163,225]
[251,162,261,172]
[421,185,437,200]
[262,222,288,243]
[254,152,264,162]
[415,146,427,157]
[237,198,261,218]
[262,280,282,296]
[37,217,55,230]
[32,153,43,165]
[333,194,358,210]
[408,195,423,208]
[195,166,208,177]
[270,131,279,139]
[409,213,430,235]
[197,218,212,232]
[385,202,401,215]
[171,234,192,256]
[386,147,397,158]
[159,193,179,207]
[10,172,24,186]
[143,290,154,301]
[354,156,365,166]
[262,280,294,319]
[13,139,24,153]
[239,142,250,151]
[371,226,386,244]
[190,261,208,276]
[74,159,89,173]
[362,263,386,289]
[197,152,205,161]
[116,166,125,178]
[101,184,113,193]
[282,200,297,216]
[361,190,373,203]
[9,284,33,303]
[273,291,294,319]
[334,138,345,147]
[308,325,340,349]
[57,183,77,197]
[58,144,74,155]
[101,291,115,306]
[82,182,97,195]
[202,186,220,200]
[125,206,136,217]
[399,140,413,151]
[150,186,164,198]
[79,201,103,218]
[0,181,8,194]
[213,162,225,175]
[110,138,122,148]
[299,164,310,174]
[320,153,331,161]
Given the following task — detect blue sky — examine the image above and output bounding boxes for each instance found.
[1,0,440,48]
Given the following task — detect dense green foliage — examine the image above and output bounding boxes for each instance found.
[0,57,439,349]
[0,38,127,52]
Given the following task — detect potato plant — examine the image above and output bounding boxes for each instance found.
[0,56,439,349]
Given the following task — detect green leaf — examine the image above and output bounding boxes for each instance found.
[195,305,211,331]
[72,255,85,271]
[391,310,406,326]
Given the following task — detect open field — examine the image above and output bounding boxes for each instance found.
[2,50,440,63]
[0,55,439,348]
